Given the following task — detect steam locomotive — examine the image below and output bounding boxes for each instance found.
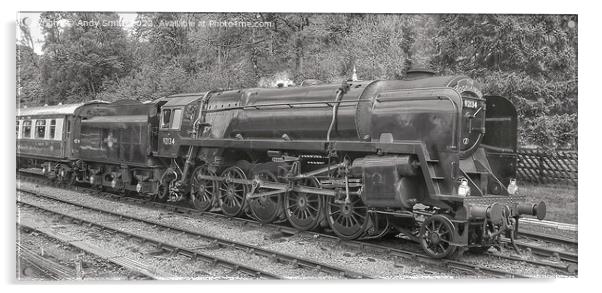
[16,70,546,258]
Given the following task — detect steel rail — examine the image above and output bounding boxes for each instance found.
[17,223,173,280]
[17,199,282,280]
[128,199,576,276]
[519,218,578,232]
[15,184,527,278]
[16,174,573,277]
[517,230,578,246]
[127,194,578,275]
[504,239,578,264]
[17,189,373,279]
[17,243,74,280]
[485,251,577,274]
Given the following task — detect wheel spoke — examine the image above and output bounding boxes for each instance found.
[334,213,343,223]
[438,243,446,253]
[306,204,319,213]
[302,209,309,220]
[351,210,366,219]
[349,215,358,227]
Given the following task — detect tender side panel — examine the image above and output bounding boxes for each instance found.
[77,117,151,166]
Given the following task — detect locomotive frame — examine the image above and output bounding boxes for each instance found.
[16,72,546,259]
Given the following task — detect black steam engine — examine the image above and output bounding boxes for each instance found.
[17,70,546,258]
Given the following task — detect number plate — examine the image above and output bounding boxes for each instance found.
[464,99,478,109]
[163,137,175,145]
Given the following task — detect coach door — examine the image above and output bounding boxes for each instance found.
[62,116,71,157]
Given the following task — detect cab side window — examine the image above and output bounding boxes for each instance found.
[171,109,183,129]
[161,109,172,129]
[22,121,32,138]
[160,108,184,130]
[35,120,46,138]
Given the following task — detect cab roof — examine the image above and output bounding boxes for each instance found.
[163,92,208,107]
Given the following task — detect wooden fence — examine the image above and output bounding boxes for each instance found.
[516,148,578,186]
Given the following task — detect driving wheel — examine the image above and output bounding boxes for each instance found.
[326,193,368,240]
[285,177,323,231]
[190,165,218,211]
[218,166,248,217]
[248,170,283,223]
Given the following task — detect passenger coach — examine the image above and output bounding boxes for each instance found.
[16,101,107,180]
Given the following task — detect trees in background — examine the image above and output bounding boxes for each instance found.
[433,15,578,149]
[16,13,578,150]
[36,12,132,104]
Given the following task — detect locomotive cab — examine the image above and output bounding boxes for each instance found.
[156,93,203,158]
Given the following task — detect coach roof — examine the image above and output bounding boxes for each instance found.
[16,100,108,117]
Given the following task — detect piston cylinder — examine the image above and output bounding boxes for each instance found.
[350,155,419,208]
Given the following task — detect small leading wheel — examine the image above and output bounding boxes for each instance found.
[420,214,457,258]
[218,166,248,217]
[284,177,323,231]
[248,170,282,223]
[326,193,368,240]
[190,165,218,211]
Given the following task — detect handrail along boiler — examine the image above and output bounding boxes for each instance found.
[17,71,546,258]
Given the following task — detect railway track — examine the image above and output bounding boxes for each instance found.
[504,239,578,264]
[17,188,374,280]
[519,218,578,232]
[17,222,177,280]
[17,242,76,280]
[17,172,577,277]
[518,230,578,246]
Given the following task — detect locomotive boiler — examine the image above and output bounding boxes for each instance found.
[17,70,547,259]
[154,70,546,258]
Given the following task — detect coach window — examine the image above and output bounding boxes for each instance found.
[35,120,47,138]
[49,119,56,139]
[22,121,32,138]
[16,120,20,138]
[170,109,183,129]
[161,109,172,129]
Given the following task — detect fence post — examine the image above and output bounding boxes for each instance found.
[538,153,544,184]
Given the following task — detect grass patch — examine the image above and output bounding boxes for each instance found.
[519,183,577,224]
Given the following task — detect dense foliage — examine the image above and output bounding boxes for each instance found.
[16,13,577,150]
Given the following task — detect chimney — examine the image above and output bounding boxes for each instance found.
[404,67,436,80]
